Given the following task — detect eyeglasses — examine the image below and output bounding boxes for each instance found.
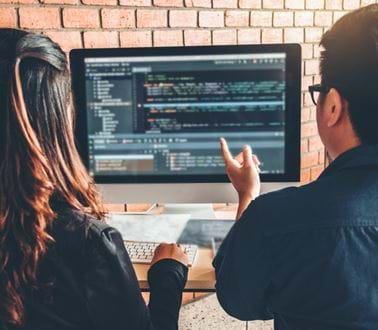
[308,84,331,106]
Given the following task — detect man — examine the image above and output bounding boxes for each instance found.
[214,4,378,330]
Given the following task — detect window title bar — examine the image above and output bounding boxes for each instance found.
[85,53,286,63]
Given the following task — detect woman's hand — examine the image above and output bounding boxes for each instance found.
[220,138,261,219]
[151,243,189,267]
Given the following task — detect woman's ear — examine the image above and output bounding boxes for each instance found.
[326,88,346,128]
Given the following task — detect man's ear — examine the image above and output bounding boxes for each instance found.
[326,88,345,128]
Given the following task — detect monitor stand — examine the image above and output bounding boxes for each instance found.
[159,203,216,219]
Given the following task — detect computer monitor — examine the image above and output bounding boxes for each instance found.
[70,44,301,204]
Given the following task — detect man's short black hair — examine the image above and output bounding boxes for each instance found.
[320,4,378,145]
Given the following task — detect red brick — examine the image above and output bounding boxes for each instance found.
[45,31,82,52]
[302,75,313,92]
[102,9,135,29]
[310,107,317,121]
[263,0,283,8]
[312,45,320,58]
[308,108,317,123]
[273,11,293,27]
[301,138,309,153]
[213,0,238,7]
[239,0,261,8]
[184,0,211,7]
[295,11,313,26]
[284,28,304,43]
[154,0,183,6]
[300,168,311,184]
[0,8,17,27]
[301,107,311,122]
[303,93,312,106]
[20,8,60,29]
[199,11,224,27]
[0,0,37,3]
[310,106,318,119]
[170,10,197,27]
[325,0,342,9]
[309,136,324,151]
[213,29,237,45]
[306,0,324,9]
[285,0,305,9]
[83,0,116,4]
[41,0,78,3]
[302,43,313,59]
[262,28,283,43]
[303,91,314,107]
[318,148,325,164]
[238,28,261,44]
[250,11,272,27]
[226,10,250,27]
[184,29,211,45]
[120,31,152,47]
[84,31,119,48]
[301,151,319,168]
[314,11,332,27]
[333,11,348,23]
[137,10,167,28]
[154,30,183,46]
[120,0,151,5]
[63,8,100,28]
[301,121,318,138]
[343,0,359,9]
[305,27,323,43]
[313,73,321,84]
[310,165,324,180]
[361,0,376,5]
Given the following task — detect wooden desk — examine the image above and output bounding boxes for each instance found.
[136,248,216,292]
[106,203,237,292]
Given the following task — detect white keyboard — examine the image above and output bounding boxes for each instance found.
[125,241,198,267]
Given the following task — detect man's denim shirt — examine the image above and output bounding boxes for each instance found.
[214,144,378,330]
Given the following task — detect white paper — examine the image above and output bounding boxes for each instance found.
[106,213,191,243]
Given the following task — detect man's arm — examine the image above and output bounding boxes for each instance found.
[214,138,273,319]
[219,138,261,219]
[213,202,273,321]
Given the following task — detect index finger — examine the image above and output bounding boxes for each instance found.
[156,242,168,249]
[242,145,253,168]
[220,137,233,165]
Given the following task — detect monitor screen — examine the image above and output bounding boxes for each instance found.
[71,45,301,184]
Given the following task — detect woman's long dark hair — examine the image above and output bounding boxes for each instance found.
[0,29,105,327]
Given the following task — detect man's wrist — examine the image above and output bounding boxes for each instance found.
[238,191,253,201]
[238,189,259,202]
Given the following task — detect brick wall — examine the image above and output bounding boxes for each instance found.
[1,0,377,184]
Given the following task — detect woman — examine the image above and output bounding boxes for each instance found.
[0,28,188,330]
